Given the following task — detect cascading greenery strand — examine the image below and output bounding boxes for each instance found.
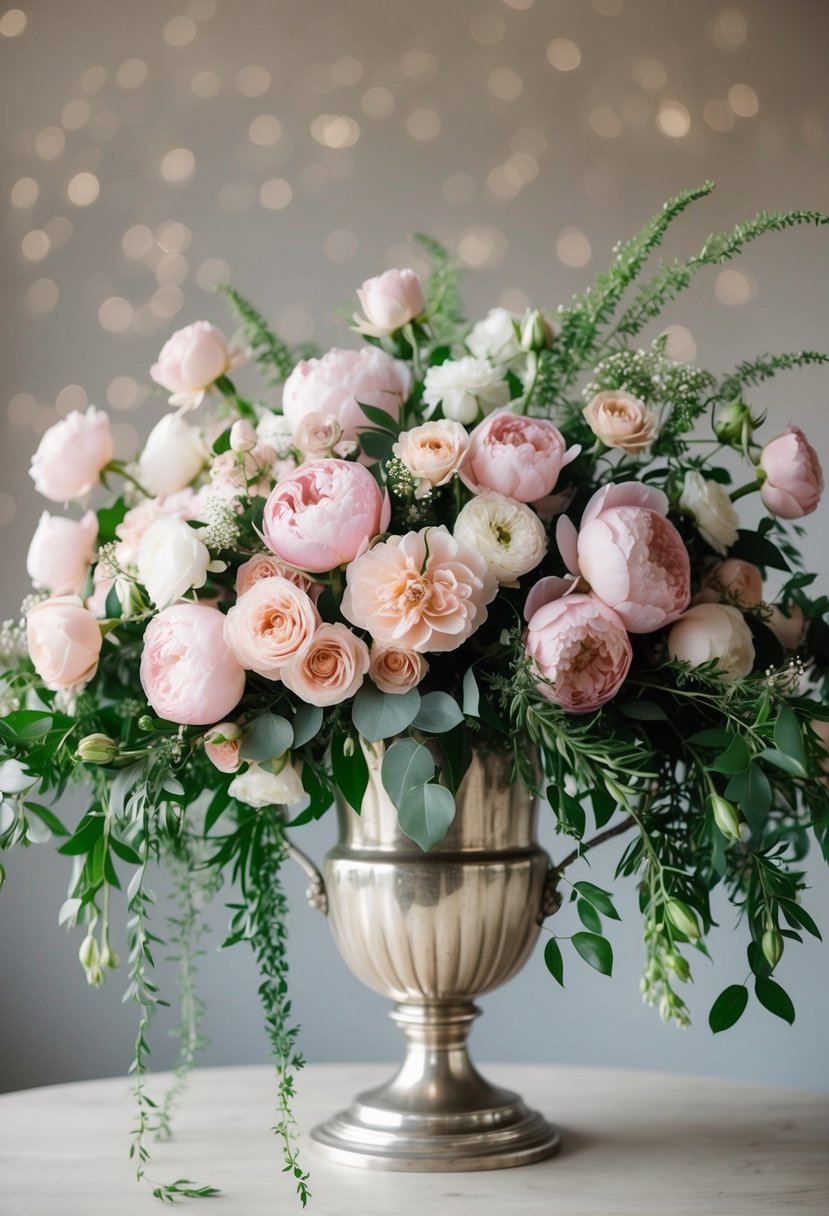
[718,350,829,402]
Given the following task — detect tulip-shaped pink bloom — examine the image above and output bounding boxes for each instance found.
[140,603,246,726]
[525,592,632,713]
[262,459,390,573]
[354,268,426,337]
[27,596,103,692]
[460,411,578,502]
[759,426,823,519]
[151,321,236,409]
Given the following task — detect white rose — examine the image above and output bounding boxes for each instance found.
[466,308,524,368]
[422,357,510,425]
[668,603,755,683]
[679,471,739,555]
[453,491,547,584]
[137,516,211,608]
[138,413,207,497]
[229,760,306,807]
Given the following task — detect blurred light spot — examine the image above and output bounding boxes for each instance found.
[218,181,256,213]
[715,268,756,305]
[186,0,217,17]
[556,227,592,267]
[21,230,50,261]
[458,225,507,268]
[8,392,37,425]
[151,286,184,318]
[248,114,282,145]
[443,172,476,204]
[36,127,65,160]
[332,57,363,86]
[98,296,133,332]
[470,13,505,44]
[260,178,292,210]
[191,69,221,97]
[25,278,59,315]
[80,65,107,94]
[11,177,38,208]
[310,114,360,148]
[547,38,581,71]
[632,58,667,90]
[122,224,154,258]
[590,106,622,138]
[728,83,758,117]
[400,50,437,80]
[88,109,119,141]
[323,229,358,262]
[160,148,195,183]
[361,86,395,118]
[592,0,623,13]
[503,0,535,9]
[499,287,530,312]
[116,58,148,89]
[43,216,72,247]
[486,163,522,201]
[488,67,523,100]
[235,65,270,96]
[405,108,441,141]
[657,100,691,137]
[703,98,734,131]
[156,220,191,252]
[131,305,161,335]
[0,9,26,36]
[67,171,100,206]
[196,257,229,290]
[708,6,747,49]
[163,15,196,46]
[61,99,91,130]
[0,492,16,528]
[156,252,188,286]
[662,325,697,362]
[107,376,142,410]
[111,423,139,459]
[56,384,87,416]
[511,126,546,156]
[275,307,315,344]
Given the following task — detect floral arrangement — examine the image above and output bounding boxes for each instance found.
[2,183,829,1204]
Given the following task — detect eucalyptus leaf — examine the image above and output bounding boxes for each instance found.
[352,685,421,743]
[462,668,480,717]
[397,782,455,851]
[291,703,323,749]
[381,739,435,807]
[240,713,294,763]
[412,692,465,734]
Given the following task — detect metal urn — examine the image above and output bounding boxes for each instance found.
[288,744,561,1171]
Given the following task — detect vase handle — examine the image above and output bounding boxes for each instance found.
[537,865,562,924]
[283,837,328,916]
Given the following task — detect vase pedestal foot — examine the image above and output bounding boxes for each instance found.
[310,1001,561,1171]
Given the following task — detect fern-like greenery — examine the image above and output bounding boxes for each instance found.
[217,285,314,386]
[718,350,829,401]
[414,233,465,343]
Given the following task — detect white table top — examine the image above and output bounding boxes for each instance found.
[0,1063,827,1215]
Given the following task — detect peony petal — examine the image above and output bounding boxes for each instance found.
[581,481,669,525]
[556,514,580,576]
[524,575,574,622]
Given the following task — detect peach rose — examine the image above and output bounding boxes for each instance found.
[140,603,246,725]
[204,722,242,773]
[582,390,658,455]
[668,602,755,683]
[27,596,103,692]
[293,412,343,458]
[461,412,577,502]
[369,645,428,694]
[235,553,318,600]
[698,559,763,608]
[30,407,114,503]
[341,526,497,653]
[223,576,320,679]
[281,623,370,707]
[151,321,238,410]
[282,347,411,444]
[759,426,824,519]
[525,592,632,714]
[354,268,426,338]
[26,510,98,596]
[392,420,469,499]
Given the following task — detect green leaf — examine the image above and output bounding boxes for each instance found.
[725,764,772,832]
[23,803,69,836]
[289,762,333,825]
[571,931,613,976]
[359,429,394,460]
[709,984,748,1033]
[381,738,435,806]
[104,583,122,620]
[577,899,602,933]
[461,668,480,717]
[730,529,790,572]
[412,692,465,734]
[591,785,617,830]
[352,685,421,743]
[544,938,564,986]
[573,880,621,921]
[110,837,142,865]
[755,977,795,1025]
[618,700,668,721]
[687,727,731,748]
[330,731,369,813]
[57,811,105,855]
[239,714,294,763]
[756,748,807,777]
[437,724,472,795]
[291,703,323,749]
[710,735,751,775]
[397,782,455,851]
[356,401,402,434]
[95,498,127,545]
[779,898,822,940]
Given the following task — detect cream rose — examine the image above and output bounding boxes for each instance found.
[392,420,469,499]
[454,492,547,584]
[668,602,755,683]
[281,623,370,707]
[137,516,212,609]
[422,357,510,425]
[229,760,305,807]
[679,471,739,555]
[138,413,207,497]
[223,576,320,679]
[293,412,344,458]
[466,308,524,369]
[582,390,658,455]
[369,645,428,694]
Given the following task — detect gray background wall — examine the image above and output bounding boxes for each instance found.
[2,0,829,1095]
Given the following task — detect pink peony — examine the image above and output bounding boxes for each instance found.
[341,526,497,653]
[369,645,428,694]
[353,268,426,338]
[27,596,103,692]
[262,459,390,573]
[282,347,411,445]
[235,553,318,600]
[223,576,320,679]
[151,321,236,409]
[282,623,370,706]
[461,411,577,502]
[30,407,114,503]
[204,723,242,773]
[525,592,632,714]
[759,426,823,519]
[140,603,246,725]
[27,510,98,596]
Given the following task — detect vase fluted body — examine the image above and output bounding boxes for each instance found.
[309,745,561,1170]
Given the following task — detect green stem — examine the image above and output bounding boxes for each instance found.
[730,477,763,502]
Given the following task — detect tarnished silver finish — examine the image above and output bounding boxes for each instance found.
[310,745,561,1170]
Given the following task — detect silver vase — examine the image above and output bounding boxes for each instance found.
[289,744,561,1171]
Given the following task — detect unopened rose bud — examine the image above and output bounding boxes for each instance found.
[711,794,742,842]
[229,419,258,453]
[78,933,99,970]
[76,733,119,765]
[665,898,701,940]
[520,308,554,353]
[714,398,757,447]
[762,928,784,968]
[204,722,243,745]
[664,951,690,981]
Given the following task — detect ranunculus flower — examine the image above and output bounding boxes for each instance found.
[26,596,103,692]
[679,471,739,555]
[26,510,98,596]
[668,603,754,682]
[768,603,806,650]
[525,592,632,714]
[282,347,411,444]
[138,412,207,497]
[223,576,320,679]
[262,459,390,573]
[369,645,428,694]
[698,559,763,608]
[353,268,426,337]
[759,426,824,519]
[567,483,691,633]
[466,308,524,368]
[229,760,305,808]
[140,603,246,725]
[204,722,242,773]
[341,526,497,653]
[454,492,547,584]
[235,553,318,599]
[293,411,344,458]
[137,516,211,609]
[422,356,510,425]
[461,411,577,502]
[582,390,658,455]
[392,420,469,499]
[151,321,238,409]
[29,407,114,503]
[282,623,370,707]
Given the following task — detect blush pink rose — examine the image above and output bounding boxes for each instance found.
[369,645,428,694]
[204,722,243,773]
[27,510,98,595]
[27,596,103,692]
[293,412,343,459]
[341,526,497,653]
[140,603,246,725]
[235,553,319,600]
[525,592,632,713]
[223,576,320,679]
[697,559,763,608]
[354,268,426,338]
[282,347,411,444]
[759,426,823,519]
[151,321,236,409]
[582,390,658,455]
[30,407,114,503]
[392,420,469,499]
[461,411,578,502]
[262,459,390,573]
[281,623,370,706]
